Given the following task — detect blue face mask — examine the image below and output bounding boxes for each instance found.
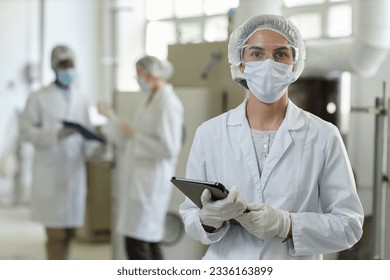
[57,68,76,87]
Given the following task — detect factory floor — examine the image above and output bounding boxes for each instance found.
[0,185,370,261]
[0,206,111,260]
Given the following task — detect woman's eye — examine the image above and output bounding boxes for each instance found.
[251,51,263,58]
[275,51,287,58]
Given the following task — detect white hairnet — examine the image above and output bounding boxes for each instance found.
[51,45,75,70]
[228,14,305,88]
[136,55,174,80]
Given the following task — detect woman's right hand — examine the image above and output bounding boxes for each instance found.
[98,103,112,119]
[199,186,247,229]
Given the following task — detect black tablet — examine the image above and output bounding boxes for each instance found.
[63,120,106,144]
[171,177,229,208]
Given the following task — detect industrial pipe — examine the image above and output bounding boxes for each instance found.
[304,0,390,77]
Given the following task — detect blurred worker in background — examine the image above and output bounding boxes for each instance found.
[99,55,184,260]
[179,14,364,260]
[19,45,99,260]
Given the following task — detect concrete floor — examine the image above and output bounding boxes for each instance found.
[0,206,111,260]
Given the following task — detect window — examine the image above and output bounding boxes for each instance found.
[114,2,145,92]
[146,21,176,58]
[145,0,239,58]
[113,0,352,92]
[283,0,352,40]
[289,13,322,39]
[175,0,203,17]
[327,4,351,37]
[113,0,238,92]
[285,0,348,6]
[204,16,228,42]
[177,21,203,43]
[285,0,325,7]
[146,0,174,20]
[204,0,239,15]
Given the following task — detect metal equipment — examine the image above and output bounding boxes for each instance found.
[351,81,390,259]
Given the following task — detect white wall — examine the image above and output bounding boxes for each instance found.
[0,0,105,206]
[0,0,39,147]
[42,0,101,103]
[0,0,40,205]
[0,0,104,155]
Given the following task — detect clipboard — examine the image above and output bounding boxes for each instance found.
[170,177,229,208]
[63,120,106,144]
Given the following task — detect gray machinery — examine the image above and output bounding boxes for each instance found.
[350,82,390,259]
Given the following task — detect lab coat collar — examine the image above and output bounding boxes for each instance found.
[227,98,305,131]
[285,99,305,130]
[156,83,173,95]
[226,98,247,126]
[227,98,306,192]
[148,83,173,104]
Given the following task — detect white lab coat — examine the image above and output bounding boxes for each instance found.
[179,99,364,260]
[19,82,93,227]
[107,84,184,242]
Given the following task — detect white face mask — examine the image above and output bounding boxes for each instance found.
[137,76,152,93]
[243,59,296,104]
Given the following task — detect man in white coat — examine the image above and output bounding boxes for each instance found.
[19,45,96,259]
[99,55,184,260]
[179,14,364,259]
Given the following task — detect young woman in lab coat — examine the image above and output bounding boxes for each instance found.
[100,56,184,260]
[179,14,364,260]
[19,45,97,260]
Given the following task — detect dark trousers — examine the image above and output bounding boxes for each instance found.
[45,228,76,260]
[125,236,163,260]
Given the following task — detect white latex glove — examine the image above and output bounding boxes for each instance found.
[199,186,247,229]
[236,203,291,239]
[58,127,77,139]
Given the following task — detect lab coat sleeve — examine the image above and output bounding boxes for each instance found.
[81,104,101,158]
[132,101,183,160]
[290,126,364,256]
[101,119,127,149]
[179,125,230,244]
[19,94,61,148]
